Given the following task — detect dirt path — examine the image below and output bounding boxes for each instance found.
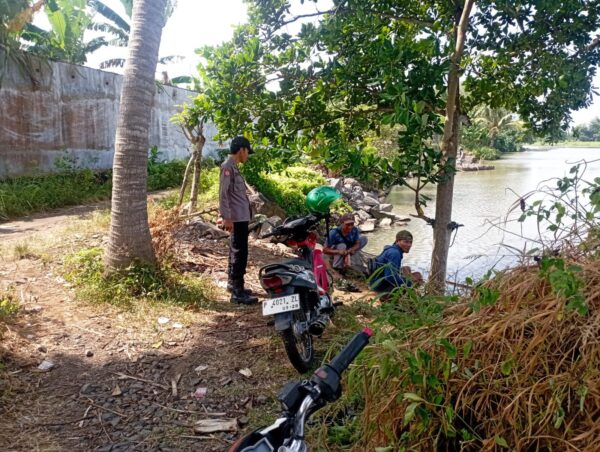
[0,209,367,451]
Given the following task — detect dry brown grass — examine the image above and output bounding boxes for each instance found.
[148,206,184,265]
[358,257,600,451]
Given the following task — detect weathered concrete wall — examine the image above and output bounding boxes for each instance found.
[0,53,222,179]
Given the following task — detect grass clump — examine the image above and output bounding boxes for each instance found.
[63,247,214,308]
[0,290,20,321]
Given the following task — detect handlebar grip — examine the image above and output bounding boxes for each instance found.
[328,327,372,375]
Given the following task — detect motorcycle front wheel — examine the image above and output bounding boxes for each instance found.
[281,308,314,373]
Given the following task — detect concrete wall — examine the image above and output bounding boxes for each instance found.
[0,53,223,179]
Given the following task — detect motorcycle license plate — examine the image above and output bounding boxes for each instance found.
[262,294,300,316]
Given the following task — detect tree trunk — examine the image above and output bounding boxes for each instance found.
[189,140,204,211]
[428,0,474,293]
[104,0,167,269]
[177,149,195,207]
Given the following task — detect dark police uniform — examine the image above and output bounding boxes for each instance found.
[219,157,253,288]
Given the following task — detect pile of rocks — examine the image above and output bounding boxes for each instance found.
[327,177,410,232]
[457,151,495,171]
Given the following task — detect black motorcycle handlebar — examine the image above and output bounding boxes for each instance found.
[328,327,372,375]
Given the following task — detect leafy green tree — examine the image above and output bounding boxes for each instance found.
[189,0,600,291]
[572,117,600,141]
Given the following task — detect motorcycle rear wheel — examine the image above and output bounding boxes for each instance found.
[281,309,314,373]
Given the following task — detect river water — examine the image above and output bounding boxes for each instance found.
[364,147,600,282]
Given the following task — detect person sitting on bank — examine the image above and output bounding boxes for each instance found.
[323,212,368,273]
[369,230,423,293]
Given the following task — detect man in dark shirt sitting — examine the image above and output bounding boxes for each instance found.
[323,212,368,273]
[369,230,423,293]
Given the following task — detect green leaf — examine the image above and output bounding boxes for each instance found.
[403,402,420,425]
[500,358,514,376]
[495,436,509,448]
[403,392,426,403]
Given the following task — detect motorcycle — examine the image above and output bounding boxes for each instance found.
[259,213,336,373]
[230,328,372,452]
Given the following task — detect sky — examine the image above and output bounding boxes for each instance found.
[36,0,600,126]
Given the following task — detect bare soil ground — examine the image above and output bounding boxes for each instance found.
[0,205,370,451]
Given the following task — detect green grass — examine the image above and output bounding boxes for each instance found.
[63,247,215,309]
[0,159,188,221]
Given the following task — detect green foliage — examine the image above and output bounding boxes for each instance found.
[538,257,587,316]
[517,163,600,239]
[146,147,187,191]
[0,290,20,320]
[470,146,501,161]
[241,165,325,215]
[21,0,107,64]
[571,117,600,142]
[192,0,600,211]
[348,300,478,448]
[0,152,187,220]
[0,169,111,220]
[63,247,211,308]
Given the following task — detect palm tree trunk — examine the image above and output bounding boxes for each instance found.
[429,0,474,293]
[105,0,167,270]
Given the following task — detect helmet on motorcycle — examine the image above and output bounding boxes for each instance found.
[306,186,342,214]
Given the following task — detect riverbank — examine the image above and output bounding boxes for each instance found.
[524,141,600,150]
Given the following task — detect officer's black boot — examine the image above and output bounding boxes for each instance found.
[226,279,254,296]
[230,279,258,305]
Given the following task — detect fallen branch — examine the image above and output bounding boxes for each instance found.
[180,207,219,219]
[113,372,169,390]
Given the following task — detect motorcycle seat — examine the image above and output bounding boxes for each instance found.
[283,258,313,270]
[261,259,312,276]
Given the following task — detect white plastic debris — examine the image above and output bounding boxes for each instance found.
[157,317,170,325]
[238,368,253,378]
[37,359,55,372]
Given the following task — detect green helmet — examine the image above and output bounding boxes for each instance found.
[306,186,342,214]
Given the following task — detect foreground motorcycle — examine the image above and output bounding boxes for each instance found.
[230,328,372,452]
[258,186,341,373]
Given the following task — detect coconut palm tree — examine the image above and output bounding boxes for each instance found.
[90,0,178,69]
[472,105,524,148]
[104,0,167,269]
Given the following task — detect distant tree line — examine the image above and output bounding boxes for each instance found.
[571,117,600,142]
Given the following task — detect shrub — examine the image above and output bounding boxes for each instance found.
[242,166,326,215]
[470,146,501,160]
[0,291,20,321]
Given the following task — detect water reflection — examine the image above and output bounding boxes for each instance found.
[364,148,600,281]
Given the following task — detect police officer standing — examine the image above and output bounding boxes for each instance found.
[219,136,259,305]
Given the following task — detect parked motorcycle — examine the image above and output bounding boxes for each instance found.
[230,328,372,452]
[259,212,335,372]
